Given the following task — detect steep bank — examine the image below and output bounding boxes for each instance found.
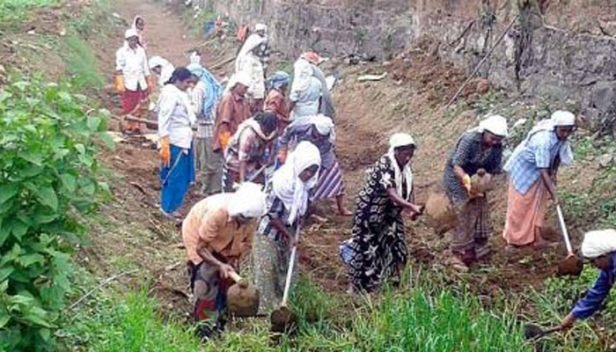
[188,0,616,126]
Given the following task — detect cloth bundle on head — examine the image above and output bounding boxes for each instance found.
[472,114,509,137]
[255,23,267,32]
[301,52,324,65]
[272,141,321,225]
[581,229,616,259]
[227,182,267,218]
[526,110,576,165]
[266,71,290,90]
[291,57,315,93]
[387,133,416,200]
[235,34,266,72]
[189,51,201,66]
[309,114,335,143]
[125,28,139,40]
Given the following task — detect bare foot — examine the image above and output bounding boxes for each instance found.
[338,208,352,216]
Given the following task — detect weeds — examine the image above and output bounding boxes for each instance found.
[0,0,58,28]
[59,34,105,89]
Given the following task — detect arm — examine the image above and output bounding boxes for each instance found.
[386,188,422,214]
[196,211,236,277]
[451,134,475,188]
[216,97,233,150]
[157,89,174,139]
[191,85,205,118]
[562,270,613,328]
[540,169,559,204]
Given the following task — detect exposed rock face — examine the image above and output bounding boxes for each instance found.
[191,0,616,121]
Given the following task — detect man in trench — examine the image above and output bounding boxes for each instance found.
[182,182,266,339]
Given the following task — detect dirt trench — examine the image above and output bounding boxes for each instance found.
[86,0,580,320]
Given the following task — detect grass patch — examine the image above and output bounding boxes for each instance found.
[0,0,59,28]
[58,33,105,89]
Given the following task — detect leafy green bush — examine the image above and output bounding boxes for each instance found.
[0,74,112,351]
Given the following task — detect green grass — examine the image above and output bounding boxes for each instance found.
[58,33,105,89]
[0,0,59,27]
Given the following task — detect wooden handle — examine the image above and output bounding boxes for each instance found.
[229,271,242,283]
[556,205,573,254]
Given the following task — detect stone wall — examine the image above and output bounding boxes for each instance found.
[191,0,616,123]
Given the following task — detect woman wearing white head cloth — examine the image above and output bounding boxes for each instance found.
[253,141,321,313]
[148,56,175,88]
[442,114,508,271]
[278,114,351,215]
[340,133,423,293]
[235,33,266,112]
[558,229,616,331]
[181,182,267,339]
[115,28,152,133]
[503,110,576,250]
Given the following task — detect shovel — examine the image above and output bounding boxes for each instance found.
[226,271,260,317]
[524,323,562,340]
[270,224,301,333]
[555,205,583,276]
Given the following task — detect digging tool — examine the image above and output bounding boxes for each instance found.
[226,271,260,317]
[555,204,584,276]
[124,115,158,127]
[270,224,301,333]
[523,323,561,340]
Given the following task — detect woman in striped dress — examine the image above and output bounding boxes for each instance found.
[278,114,351,216]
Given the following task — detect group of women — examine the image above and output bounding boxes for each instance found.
[121,14,616,339]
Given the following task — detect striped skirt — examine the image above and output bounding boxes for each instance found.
[311,160,345,201]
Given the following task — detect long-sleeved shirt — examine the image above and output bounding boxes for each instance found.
[190,81,213,139]
[182,194,257,265]
[158,84,196,149]
[571,254,616,319]
[212,89,252,152]
[115,44,150,91]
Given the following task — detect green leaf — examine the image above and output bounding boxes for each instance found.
[87,117,101,131]
[97,131,116,150]
[11,220,28,240]
[20,153,43,166]
[16,254,44,268]
[0,309,10,329]
[75,143,86,155]
[0,266,14,282]
[33,213,58,225]
[0,223,10,246]
[0,185,19,205]
[36,186,58,211]
[9,294,34,306]
[59,174,77,193]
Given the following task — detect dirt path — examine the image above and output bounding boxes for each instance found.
[114,0,200,66]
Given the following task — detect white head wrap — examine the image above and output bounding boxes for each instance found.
[388,133,416,200]
[478,114,508,137]
[581,229,616,259]
[227,182,267,218]
[310,114,335,143]
[272,141,321,225]
[255,23,267,32]
[148,56,168,70]
[525,109,576,165]
[551,110,576,127]
[125,28,139,40]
